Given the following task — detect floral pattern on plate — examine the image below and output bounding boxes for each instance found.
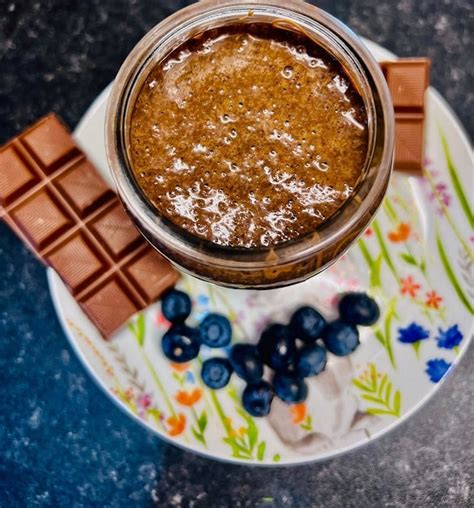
[48,41,473,465]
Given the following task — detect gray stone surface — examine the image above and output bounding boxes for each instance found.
[0,1,472,506]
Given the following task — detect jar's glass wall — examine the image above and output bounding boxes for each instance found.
[106,0,394,289]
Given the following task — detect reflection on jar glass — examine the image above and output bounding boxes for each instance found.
[106,0,394,289]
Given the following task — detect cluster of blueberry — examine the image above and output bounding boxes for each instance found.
[160,290,379,418]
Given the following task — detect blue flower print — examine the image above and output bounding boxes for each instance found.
[436,325,463,349]
[194,310,209,322]
[196,294,210,307]
[185,371,195,384]
[194,294,211,322]
[425,359,452,383]
[398,323,430,344]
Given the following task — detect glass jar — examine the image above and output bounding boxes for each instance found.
[105,0,394,289]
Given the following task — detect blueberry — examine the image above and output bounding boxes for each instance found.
[242,381,274,417]
[201,357,233,389]
[290,306,326,342]
[230,344,263,383]
[199,313,232,348]
[338,292,380,326]
[161,289,192,323]
[258,324,296,371]
[295,344,327,377]
[273,372,308,404]
[161,324,201,362]
[321,320,360,356]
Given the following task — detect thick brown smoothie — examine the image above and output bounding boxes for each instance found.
[130,24,368,248]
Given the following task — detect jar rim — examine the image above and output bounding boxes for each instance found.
[105,0,394,272]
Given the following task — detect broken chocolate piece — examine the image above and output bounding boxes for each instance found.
[380,58,431,172]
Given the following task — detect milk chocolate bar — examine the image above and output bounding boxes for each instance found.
[0,114,179,338]
[380,58,431,172]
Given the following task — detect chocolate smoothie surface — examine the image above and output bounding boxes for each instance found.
[130,24,368,248]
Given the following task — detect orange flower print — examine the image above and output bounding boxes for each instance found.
[167,413,186,436]
[291,403,307,424]
[388,223,411,242]
[170,362,190,372]
[223,417,246,437]
[364,227,373,237]
[230,426,246,438]
[425,290,442,309]
[400,275,421,298]
[175,388,202,407]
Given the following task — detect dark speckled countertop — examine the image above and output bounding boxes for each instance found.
[0,1,472,507]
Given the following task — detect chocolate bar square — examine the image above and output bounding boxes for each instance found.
[385,60,430,109]
[125,248,178,302]
[54,158,114,218]
[394,113,425,172]
[89,201,142,260]
[79,276,141,337]
[10,188,73,250]
[22,115,78,172]
[47,231,109,295]
[0,146,40,206]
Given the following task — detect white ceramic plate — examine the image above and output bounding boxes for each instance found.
[48,40,473,465]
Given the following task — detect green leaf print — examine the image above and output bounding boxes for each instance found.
[128,313,145,347]
[383,300,397,368]
[353,363,401,418]
[358,237,374,267]
[300,415,313,432]
[226,385,240,404]
[197,410,208,433]
[370,254,383,288]
[373,220,399,281]
[246,418,258,450]
[189,407,208,447]
[210,387,267,460]
[400,253,417,266]
[147,408,162,425]
[373,299,397,369]
[383,199,398,222]
[419,259,427,274]
[436,232,473,314]
[412,341,422,358]
[257,441,266,461]
[172,372,187,386]
[236,408,259,452]
[393,391,401,415]
[352,379,373,392]
[191,427,206,446]
[223,437,251,460]
[439,128,474,228]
